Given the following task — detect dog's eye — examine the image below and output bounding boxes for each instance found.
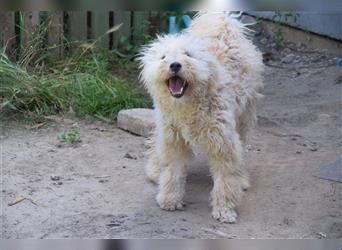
[161,55,165,60]
[185,51,191,57]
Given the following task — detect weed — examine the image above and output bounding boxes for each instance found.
[58,126,81,144]
[271,11,300,49]
[0,48,151,122]
[274,25,284,49]
[1,12,152,123]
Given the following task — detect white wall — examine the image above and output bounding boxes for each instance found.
[247,11,342,41]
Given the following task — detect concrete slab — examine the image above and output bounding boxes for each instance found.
[117,108,155,137]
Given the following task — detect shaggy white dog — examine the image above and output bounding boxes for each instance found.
[138,12,263,223]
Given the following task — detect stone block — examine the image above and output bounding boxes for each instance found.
[117,108,155,137]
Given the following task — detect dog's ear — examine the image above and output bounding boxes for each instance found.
[136,39,162,86]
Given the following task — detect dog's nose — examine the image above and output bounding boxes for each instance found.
[170,62,182,73]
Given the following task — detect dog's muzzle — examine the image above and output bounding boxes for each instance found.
[167,76,188,98]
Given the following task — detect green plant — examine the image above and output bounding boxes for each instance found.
[58,126,81,144]
[273,11,300,23]
[1,12,151,123]
[271,11,300,49]
[274,25,284,49]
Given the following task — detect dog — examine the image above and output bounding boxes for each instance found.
[138,12,264,223]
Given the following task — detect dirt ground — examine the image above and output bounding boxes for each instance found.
[1,31,342,239]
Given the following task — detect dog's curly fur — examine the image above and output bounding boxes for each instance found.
[138,12,264,223]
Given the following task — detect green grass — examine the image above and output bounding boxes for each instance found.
[0,48,151,122]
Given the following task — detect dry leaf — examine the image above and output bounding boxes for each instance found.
[8,196,26,206]
[106,23,123,34]
[8,196,45,207]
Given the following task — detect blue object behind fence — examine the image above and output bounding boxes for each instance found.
[338,57,342,66]
[169,15,192,34]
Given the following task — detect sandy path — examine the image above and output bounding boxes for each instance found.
[1,61,342,238]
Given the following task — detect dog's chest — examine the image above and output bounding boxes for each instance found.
[165,107,214,145]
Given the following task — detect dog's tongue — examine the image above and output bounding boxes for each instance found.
[168,77,184,95]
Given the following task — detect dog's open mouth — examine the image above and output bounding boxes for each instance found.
[167,76,188,98]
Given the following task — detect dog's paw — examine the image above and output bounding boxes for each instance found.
[212,206,238,223]
[156,194,184,211]
[159,201,184,211]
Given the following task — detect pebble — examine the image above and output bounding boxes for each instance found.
[335,75,342,84]
[51,175,60,181]
[281,54,295,64]
[124,153,137,160]
[283,216,292,226]
[317,232,327,239]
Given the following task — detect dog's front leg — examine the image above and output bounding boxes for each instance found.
[145,133,162,184]
[156,132,192,211]
[206,130,249,223]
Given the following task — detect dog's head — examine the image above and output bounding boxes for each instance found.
[138,34,219,102]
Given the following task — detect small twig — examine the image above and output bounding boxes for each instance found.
[8,196,46,207]
[94,175,111,179]
[25,122,46,130]
[8,197,26,206]
[331,183,336,196]
[317,232,327,239]
[265,62,336,70]
[202,227,236,238]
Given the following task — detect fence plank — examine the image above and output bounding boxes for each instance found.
[132,11,149,45]
[91,11,110,49]
[148,11,159,35]
[0,11,16,58]
[68,11,87,43]
[21,11,40,48]
[113,11,131,48]
[47,11,64,59]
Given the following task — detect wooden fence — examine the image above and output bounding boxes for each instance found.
[0,11,162,60]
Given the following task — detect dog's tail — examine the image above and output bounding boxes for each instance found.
[185,12,252,40]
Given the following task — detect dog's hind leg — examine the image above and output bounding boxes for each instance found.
[156,130,192,211]
[145,132,162,184]
[206,129,249,223]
